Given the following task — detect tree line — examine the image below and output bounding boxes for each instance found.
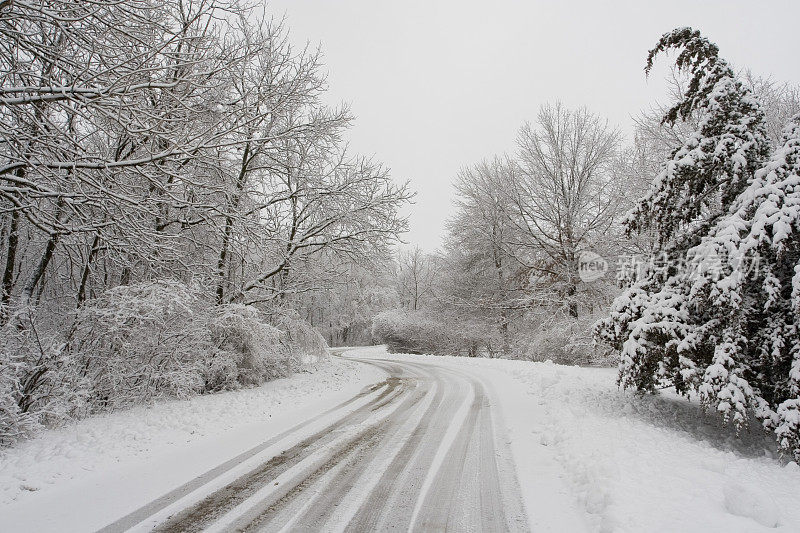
[0,0,409,444]
[374,27,800,460]
[374,103,627,362]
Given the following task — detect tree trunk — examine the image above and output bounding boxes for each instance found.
[1,208,19,316]
[21,230,59,305]
[500,308,510,356]
[493,241,510,356]
[567,284,578,318]
[567,247,579,318]
[21,199,64,306]
[216,143,250,304]
[215,217,234,304]
[77,233,101,306]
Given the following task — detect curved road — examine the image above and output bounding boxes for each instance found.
[99,352,530,532]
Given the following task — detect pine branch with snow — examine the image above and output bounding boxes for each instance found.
[596,27,800,460]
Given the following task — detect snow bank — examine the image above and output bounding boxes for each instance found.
[0,356,385,531]
[380,351,800,532]
[723,482,780,528]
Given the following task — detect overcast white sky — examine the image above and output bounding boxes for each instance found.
[267,0,800,252]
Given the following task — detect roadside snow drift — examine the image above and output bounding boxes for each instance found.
[378,350,800,533]
[0,356,385,532]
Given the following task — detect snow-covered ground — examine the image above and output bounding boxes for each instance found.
[2,346,799,532]
[382,351,800,532]
[0,355,385,531]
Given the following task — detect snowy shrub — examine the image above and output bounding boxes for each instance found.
[271,309,329,366]
[0,342,42,445]
[372,310,431,354]
[201,304,310,391]
[0,281,327,447]
[517,313,613,366]
[371,308,612,363]
[371,309,483,356]
[69,280,210,411]
[70,283,323,403]
[0,311,87,445]
[204,304,270,391]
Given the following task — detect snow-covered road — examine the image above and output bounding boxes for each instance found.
[97,350,529,532]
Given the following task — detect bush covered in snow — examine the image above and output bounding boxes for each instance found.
[0,281,327,446]
[371,309,484,356]
[371,307,611,365]
[69,281,211,410]
[515,312,613,366]
[0,313,73,445]
[270,309,329,366]
[205,304,286,391]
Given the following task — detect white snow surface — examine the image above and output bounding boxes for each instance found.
[2,346,800,532]
[0,355,385,531]
[379,351,800,533]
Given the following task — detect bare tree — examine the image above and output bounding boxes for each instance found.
[210,16,333,304]
[444,157,522,355]
[396,247,436,311]
[231,135,411,304]
[0,0,249,312]
[506,103,623,317]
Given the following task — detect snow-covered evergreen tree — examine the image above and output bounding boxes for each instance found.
[595,28,800,459]
[626,27,771,247]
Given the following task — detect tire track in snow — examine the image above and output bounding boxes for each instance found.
[101,361,402,533]
[97,351,530,532]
